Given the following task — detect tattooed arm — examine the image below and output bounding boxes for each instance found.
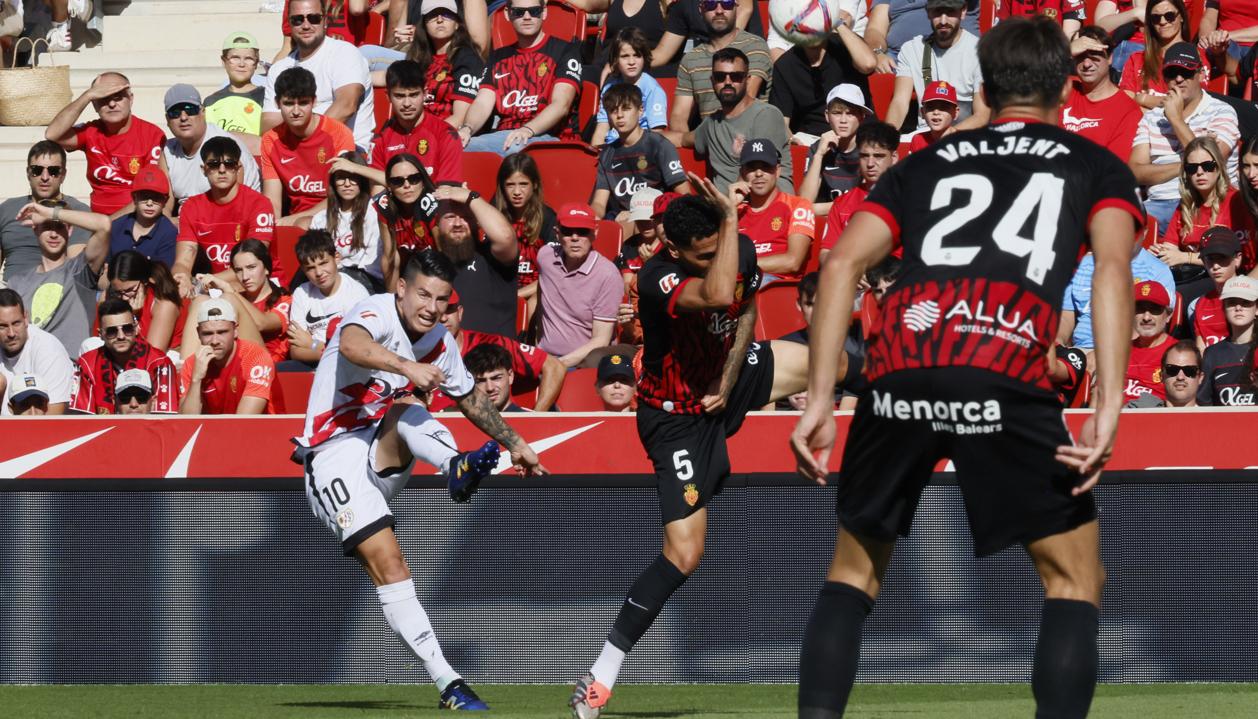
[455,388,548,475]
[701,301,758,415]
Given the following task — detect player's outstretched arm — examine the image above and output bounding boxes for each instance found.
[701,301,757,415]
[1055,207,1136,492]
[692,173,742,303]
[340,325,447,391]
[455,388,548,476]
[790,211,893,484]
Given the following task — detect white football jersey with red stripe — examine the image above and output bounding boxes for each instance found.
[297,293,474,448]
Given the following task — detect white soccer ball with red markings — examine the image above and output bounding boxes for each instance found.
[770,0,841,46]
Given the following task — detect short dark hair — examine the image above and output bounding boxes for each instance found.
[798,271,819,302]
[607,26,652,68]
[27,140,66,166]
[386,59,427,92]
[200,136,242,163]
[1161,339,1202,368]
[96,298,135,323]
[296,229,338,264]
[401,248,458,284]
[274,66,318,102]
[602,83,643,112]
[978,16,1072,112]
[711,47,748,70]
[662,195,723,250]
[1076,25,1113,54]
[464,343,513,377]
[856,122,900,153]
[0,288,25,312]
[866,256,902,287]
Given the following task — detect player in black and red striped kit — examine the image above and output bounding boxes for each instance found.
[791,18,1143,719]
[568,175,860,719]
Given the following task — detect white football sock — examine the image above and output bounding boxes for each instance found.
[394,404,460,474]
[590,641,626,689]
[377,579,459,691]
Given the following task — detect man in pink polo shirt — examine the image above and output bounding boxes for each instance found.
[536,203,623,368]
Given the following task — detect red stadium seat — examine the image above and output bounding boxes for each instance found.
[523,141,599,208]
[805,214,826,273]
[1170,291,1185,332]
[790,144,808,194]
[517,295,531,335]
[758,1,770,38]
[491,1,586,48]
[656,76,677,103]
[980,0,996,34]
[365,9,386,45]
[463,152,502,200]
[579,80,601,130]
[1142,217,1159,248]
[372,87,390,134]
[556,367,604,411]
[1188,0,1204,37]
[511,386,538,409]
[271,226,303,287]
[868,73,896,121]
[275,371,314,414]
[754,281,804,340]
[594,219,622,260]
[676,145,705,179]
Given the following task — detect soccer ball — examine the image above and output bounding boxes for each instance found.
[769,0,841,47]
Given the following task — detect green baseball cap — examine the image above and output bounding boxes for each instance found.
[222,31,259,51]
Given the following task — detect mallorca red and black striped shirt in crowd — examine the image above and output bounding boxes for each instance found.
[636,235,762,414]
[857,119,1143,391]
[71,339,179,414]
[478,34,582,137]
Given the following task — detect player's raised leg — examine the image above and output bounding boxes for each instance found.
[1026,521,1105,719]
[766,339,859,405]
[374,396,501,503]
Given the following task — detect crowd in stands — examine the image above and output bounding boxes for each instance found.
[4,0,1258,415]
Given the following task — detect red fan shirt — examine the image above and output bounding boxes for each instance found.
[1193,291,1229,347]
[176,186,276,273]
[179,338,276,414]
[260,115,356,214]
[428,329,550,410]
[736,191,815,281]
[996,0,1085,24]
[479,35,581,135]
[372,191,434,251]
[73,118,165,214]
[253,294,293,365]
[1163,191,1240,253]
[70,341,179,414]
[369,113,463,183]
[1125,336,1173,402]
[1061,83,1143,161]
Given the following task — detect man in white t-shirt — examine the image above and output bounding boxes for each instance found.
[286,229,370,366]
[160,84,260,210]
[263,0,375,150]
[0,289,74,415]
[885,0,986,132]
[1129,42,1240,235]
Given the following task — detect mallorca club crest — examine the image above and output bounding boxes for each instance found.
[434,69,447,83]
[128,156,141,175]
[770,216,783,232]
[1152,368,1162,384]
[229,376,238,393]
[537,62,548,78]
[317,146,327,164]
[336,509,354,529]
[636,156,647,170]
[683,483,699,507]
[418,139,429,155]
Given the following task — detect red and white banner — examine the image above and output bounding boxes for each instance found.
[1,410,1255,480]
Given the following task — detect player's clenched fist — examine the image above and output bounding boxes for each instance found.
[403,361,446,392]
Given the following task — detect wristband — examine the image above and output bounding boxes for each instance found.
[52,207,61,222]
[458,124,472,133]
[466,190,481,203]
[523,126,535,137]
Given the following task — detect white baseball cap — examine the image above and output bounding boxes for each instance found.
[10,374,48,404]
[628,187,663,222]
[196,298,237,324]
[421,0,458,15]
[825,84,872,115]
[80,336,105,356]
[1221,275,1258,302]
[115,369,153,394]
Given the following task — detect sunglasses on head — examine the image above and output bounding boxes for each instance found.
[508,6,544,19]
[117,388,152,404]
[1163,363,1200,378]
[1185,160,1218,174]
[165,103,202,120]
[388,172,427,188]
[712,70,747,84]
[28,164,63,178]
[204,159,239,171]
[1151,10,1179,24]
[700,0,737,10]
[289,12,323,26]
[103,322,137,339]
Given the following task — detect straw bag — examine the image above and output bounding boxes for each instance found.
[0,38,72,127]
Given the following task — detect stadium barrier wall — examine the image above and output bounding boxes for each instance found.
[1,413,1255,684]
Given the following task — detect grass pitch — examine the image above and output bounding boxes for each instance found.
[2,683,1256,718]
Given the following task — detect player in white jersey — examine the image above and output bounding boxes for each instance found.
[294,249,547,711]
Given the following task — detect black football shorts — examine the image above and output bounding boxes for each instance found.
[638,342,776,524]
[836,366,1097,557]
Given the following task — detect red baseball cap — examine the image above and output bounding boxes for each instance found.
[923,81,958,107]
[1133,280,1170,308]
[653,191,681,217]
[447,288,460,307]
[131,165,169,197]
[557,202,598,230]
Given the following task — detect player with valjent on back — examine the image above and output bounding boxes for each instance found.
[791,17,1143,719]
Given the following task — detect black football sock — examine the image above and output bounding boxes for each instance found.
[1032,598,1099,719]
[798,581,875,718]
[607,554,688,652]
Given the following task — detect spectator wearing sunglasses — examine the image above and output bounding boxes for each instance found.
[45,72,166,216]
[264,0,376,151]
[262,67,358,228]
[173,137,277,294]
[159,84,260,212]
[1129,42,1239,235]
[0,141,92,283]
[0,289,73,416]
[1124,281,1176,405]
[652,0,767,73]
[107,166,178,270]
[536,203,623,368]
[1198,274,1258,405]
[113,369,157,415]
[669,0,772,133]
[70,298,179,415]
[5,200,111,358]
[1152,136,1238,304]
[863,0,981,72]
[1159,340,1202,407]
[459,0,583,156]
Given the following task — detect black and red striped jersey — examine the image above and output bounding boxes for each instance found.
[636,236,762,413]
[479,35,582,135]
[858,119,1143,390]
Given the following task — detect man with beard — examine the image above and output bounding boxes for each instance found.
[0,289,73,416]
[690,48,792,194]
[1124,281,1176,405]
[1061,26,1143,161]
[669,0,772,131]
[71,298,179,414]
[885,0,988,133]
[0,141,92,283]
[428,183,520,338]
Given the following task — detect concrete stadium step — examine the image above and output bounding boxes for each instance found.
[48,47,281,71]
[104,0,270,15]
[100,12,281,51]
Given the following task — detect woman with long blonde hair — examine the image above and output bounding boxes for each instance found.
[1152,136,1236,302]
